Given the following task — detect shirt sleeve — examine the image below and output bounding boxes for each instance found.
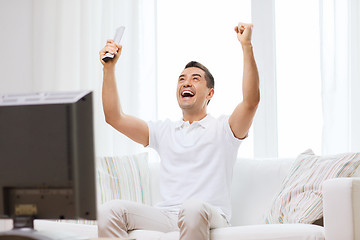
[147,121,159,150]
[221,115,243,147]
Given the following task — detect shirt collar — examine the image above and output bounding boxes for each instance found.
[174,114,213,129]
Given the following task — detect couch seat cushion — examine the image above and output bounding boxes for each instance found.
[33,220,324,240]
[129,230,179,240]
[211,224,324,240]
[34,220,98,238]
[128,224,324,240]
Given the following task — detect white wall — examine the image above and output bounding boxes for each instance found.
[350,0,360,152]
[0,0,33,94]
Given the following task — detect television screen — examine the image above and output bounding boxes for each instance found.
[0,91,96,221]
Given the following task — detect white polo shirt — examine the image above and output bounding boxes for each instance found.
[147,114,242,221]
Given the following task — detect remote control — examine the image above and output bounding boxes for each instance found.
[102,26,125,62]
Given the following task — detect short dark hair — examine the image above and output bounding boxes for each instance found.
[184,61,214,89]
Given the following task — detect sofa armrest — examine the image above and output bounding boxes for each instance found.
[323,177,360,240]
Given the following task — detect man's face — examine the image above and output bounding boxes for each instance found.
[176,67,214,111]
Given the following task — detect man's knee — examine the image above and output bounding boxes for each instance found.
[97,200,128,230]
[178,200,209,228]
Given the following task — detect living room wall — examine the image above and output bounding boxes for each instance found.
[0,0,33,94]
[0,0,158,158]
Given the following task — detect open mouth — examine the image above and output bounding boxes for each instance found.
[181,90,195,98]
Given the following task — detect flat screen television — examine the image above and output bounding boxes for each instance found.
[0,91,96,235]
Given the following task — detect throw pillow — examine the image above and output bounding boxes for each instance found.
[265,149,360,224]
[97,152,151,205]
[353,164,360,177]
[58,152,151,225]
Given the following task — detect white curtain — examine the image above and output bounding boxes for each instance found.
[350,0,360,152]
[31,0,157,157]
[319,0,360,154]
[251,0,279,158]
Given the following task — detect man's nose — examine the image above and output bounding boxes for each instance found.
[183,78,192,87]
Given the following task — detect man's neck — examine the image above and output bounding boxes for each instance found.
[182,111,208,124]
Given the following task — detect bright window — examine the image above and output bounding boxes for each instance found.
[275,0,322,157]
[157,0,323,158]
[156,0,253,157]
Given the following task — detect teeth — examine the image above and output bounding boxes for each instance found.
[182,90,194,96]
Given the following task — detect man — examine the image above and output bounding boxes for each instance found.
[98,22,259,240]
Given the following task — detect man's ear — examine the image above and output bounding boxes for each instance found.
[207,88,215,101]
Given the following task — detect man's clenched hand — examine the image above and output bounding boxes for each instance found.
[234,23,253,47]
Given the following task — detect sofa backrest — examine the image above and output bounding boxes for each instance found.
[230,158,294,226]
[149,158,294,226]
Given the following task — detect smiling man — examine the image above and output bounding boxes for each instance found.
[98,23,259,240]
[177,62,214,122]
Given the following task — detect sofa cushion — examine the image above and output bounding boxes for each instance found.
[265,149,360,224]
[129,229,177,240]
[231,158,293,226]
[34,220,98,238]
[58,152,152,225]
[33,221,324,240]
[210,224,324,240]
[97,152,151,205]
[127,224,324,240]
[353,164,360,177]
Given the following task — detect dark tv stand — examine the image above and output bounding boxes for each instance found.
[0,216,87,240]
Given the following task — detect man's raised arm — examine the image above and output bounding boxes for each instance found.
[99,40,149,146]
[229,23,260,140]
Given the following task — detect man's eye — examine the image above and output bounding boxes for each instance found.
[193,78,199,81]
[179,78,184,81]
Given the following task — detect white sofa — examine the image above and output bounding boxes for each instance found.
[1,157,359,240]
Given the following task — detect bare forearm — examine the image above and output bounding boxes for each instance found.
[229,22,259,139]
[101,66,149,146]
[99,41,149,146]
[102,66,124,124]
[242,44,260,107]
